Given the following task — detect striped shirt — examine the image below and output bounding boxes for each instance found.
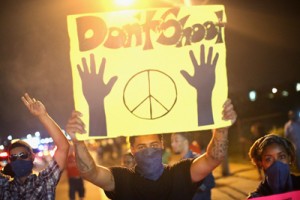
[0,159,62,200]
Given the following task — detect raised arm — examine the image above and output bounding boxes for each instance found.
[21,93,69,170]
[190,99,236,182]
[65,111,115,191]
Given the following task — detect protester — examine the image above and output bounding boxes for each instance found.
[0,93,70,199]
[67,143,85,200]
[65,99,236,200]
[284,110,300,171]
[171,132,215,200]
[247,134,300,198]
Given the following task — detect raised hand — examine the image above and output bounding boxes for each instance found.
[222,99,237,125]
[21,93,47,117]
[78,54,118,104]
[21,93,70,170]
[65,111,86,142]
[181,45,219,126]
[77,54,118,136]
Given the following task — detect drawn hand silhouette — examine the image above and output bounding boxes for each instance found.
[77,54,118,136]
[181,45,219,126]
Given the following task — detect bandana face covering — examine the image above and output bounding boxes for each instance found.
[265,161,293,194]
[134,148,164,181]
[11,159,34,178]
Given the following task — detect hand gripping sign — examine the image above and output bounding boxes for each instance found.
[67,5,229,140]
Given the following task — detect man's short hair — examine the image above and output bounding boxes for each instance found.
[173,132,192,144]
[129,134,163,147]
[8,140,34,155]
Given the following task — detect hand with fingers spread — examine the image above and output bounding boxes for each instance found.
[181,44,219,126]
[77,54,117,104]
[21,93,47,118]
[77,54,118,137]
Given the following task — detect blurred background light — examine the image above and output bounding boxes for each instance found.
[281,90,289,97]
[248,90,257,101]
[35,131,40,137]
[296,82,300,92]
[7,135,12,140]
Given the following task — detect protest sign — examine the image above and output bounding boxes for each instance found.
[67,5,228,139]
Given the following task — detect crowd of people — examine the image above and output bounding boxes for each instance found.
[1,93,300,200]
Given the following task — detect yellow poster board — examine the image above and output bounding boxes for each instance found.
[67,5,229,140]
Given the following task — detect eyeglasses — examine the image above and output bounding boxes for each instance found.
[9,152,30,162]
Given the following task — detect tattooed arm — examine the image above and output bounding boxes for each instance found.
[66,111,115,191]
[190,99,236,183]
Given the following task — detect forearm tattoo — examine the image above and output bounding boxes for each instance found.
[74,142,95,173]
[209,129,229,161]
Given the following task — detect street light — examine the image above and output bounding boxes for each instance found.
[248,90,256,101]
[296,83,300,92]
[7,135,12,140]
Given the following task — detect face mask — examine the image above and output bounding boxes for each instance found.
[11,159,33,178]
[265,161,293,194]
[134,148,164,181]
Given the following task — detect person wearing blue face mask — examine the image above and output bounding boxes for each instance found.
[0,93,70,200]
[247,134,300,199]
[65,99,237,200]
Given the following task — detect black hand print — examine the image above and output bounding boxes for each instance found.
[181,44,219,126]
[77,54,118,136]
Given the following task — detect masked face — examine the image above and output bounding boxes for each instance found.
[131,135,164,181]
[265,161,293,194]
[260,143,290,170]
[134,148,164,181]
[9,147,34,178]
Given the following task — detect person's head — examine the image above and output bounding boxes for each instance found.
[129,134,163,155]
[171,132,190,154]
[129,134,164,180]
[8,140,35,178]
[248,134,295,171]
[121,152,136,168]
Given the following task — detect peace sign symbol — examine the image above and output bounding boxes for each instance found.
[123,69,177,120]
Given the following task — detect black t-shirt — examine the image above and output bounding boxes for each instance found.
[248,174,300,199]
[105,159,200,200]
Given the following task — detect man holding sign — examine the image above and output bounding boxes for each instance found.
[65,99,236,200]
[66,4,235,199]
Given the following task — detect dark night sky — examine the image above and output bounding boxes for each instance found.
[0,0,299,139]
